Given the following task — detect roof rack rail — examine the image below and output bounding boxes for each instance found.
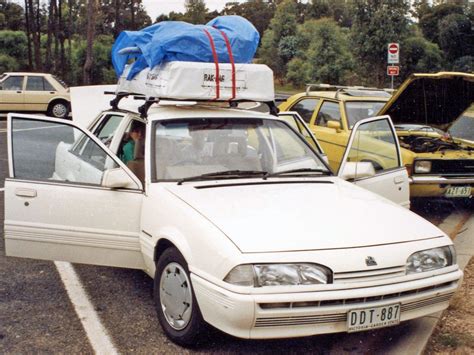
[305,83,394,96]
[104,91,279,118]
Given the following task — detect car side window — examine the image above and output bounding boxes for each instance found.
[289,98,320,124]
[2,76,24,91]
[316,101,341,127]
[44,78,56,91]
[93,114,125,147]
[26,76,46,91]
[11,116,119,185]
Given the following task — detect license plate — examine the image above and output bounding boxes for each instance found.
[347,304,400,332]
[445,186,472,198]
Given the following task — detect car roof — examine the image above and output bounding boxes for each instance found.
[4,72,53,76]
[289,91,390,102]
[120,102,278,122]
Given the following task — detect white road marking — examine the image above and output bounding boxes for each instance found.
[54,261,118,355]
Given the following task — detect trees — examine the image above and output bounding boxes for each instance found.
[286,19,354,87]
[401,36,444,77]
[259,0,298,81]
[184,0,207,24]
[351,0,411,87]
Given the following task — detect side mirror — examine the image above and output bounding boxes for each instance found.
[339,161,375,181]
[327,120,341,132]
[102,168,139,189]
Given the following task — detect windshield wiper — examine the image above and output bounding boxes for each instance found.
[265,168,331,178]
[177,170,268,185]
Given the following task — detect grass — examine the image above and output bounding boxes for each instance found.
[274,83,304,95]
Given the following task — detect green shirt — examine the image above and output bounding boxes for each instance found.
[121,140,135,164]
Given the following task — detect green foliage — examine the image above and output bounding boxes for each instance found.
[222,0,276,38]
[453,55,474,72]
[73,35,116,85]
[184,0,208,24]
[0,30,28,69]
[401,36,444,77]
[286,19,354,86]
[419,3,464,43]
[0,53,19,72]
[438,13,473,61]
[0,0,24,31]
[351,0,411,86]
[259,0,298,80]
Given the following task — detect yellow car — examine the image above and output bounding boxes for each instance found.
[0,72,70,118]
[279,72,474,199]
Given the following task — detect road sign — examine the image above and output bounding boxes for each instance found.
[387,43,399,64]
[387,65,399,76]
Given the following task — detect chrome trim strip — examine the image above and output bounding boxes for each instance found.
[411,176,474,184]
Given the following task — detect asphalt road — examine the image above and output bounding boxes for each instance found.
[0,118,470,353]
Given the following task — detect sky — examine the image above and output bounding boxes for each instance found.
[143,0,245,20]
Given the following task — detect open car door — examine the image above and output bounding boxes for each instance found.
[337,115,410,208]
[4,113,146,269]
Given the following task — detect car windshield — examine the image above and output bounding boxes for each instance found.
[153,117,329,181]
[448,111,474,143]
[345,101,386,128]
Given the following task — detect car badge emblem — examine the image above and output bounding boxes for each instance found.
[366,256,377,267]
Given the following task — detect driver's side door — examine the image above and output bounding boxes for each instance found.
[4,114,146,269]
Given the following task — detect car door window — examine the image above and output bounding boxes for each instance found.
[2,76,24,90]
[341,117,400,176]
[26,76,46,91]
[44,78,56,91]
[316,101,341,127]
[289,98,320,124]
[93,114,125,147]
[11,116,122,185]
[278,112,322,154]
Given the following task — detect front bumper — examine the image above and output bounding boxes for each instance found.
[410,176,474,197]
[191,269,462,339]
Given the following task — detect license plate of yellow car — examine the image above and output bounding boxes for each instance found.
[347,303,400,332]
[445,186,472,198]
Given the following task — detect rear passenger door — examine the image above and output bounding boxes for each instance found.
[338,115,410,208]
[24,76,56,112]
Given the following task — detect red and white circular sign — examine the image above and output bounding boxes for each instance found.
[388,43,399,54]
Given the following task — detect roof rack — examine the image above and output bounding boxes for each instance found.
[104,91,279,118]
[305,83,394,97]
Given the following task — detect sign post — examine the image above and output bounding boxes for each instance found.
[387,43,399,89]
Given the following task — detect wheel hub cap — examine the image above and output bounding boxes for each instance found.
[52,104,66,117]
[159,262,192,330]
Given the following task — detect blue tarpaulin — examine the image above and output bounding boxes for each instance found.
[112,16,260,80]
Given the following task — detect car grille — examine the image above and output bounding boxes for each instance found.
[333,266,406,283]
[255,291,454,328]
[421,159,474,176]
[258,281,454,310]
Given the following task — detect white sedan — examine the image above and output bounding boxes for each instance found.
[4,102,461,346]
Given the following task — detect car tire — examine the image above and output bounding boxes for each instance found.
[154,247,208,347]
[47,101,70,119]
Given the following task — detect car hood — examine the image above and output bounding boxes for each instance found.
[378,72,474,129]
[165,179,442,253]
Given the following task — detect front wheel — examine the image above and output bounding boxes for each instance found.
[154,247,208,347]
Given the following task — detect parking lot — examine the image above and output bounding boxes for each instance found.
[0,118,472,353]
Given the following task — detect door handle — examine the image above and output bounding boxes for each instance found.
[394,176,405,184]
[15,188,37,198]
[16,91,22,93]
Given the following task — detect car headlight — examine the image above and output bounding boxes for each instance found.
[224,263,331,287]
[406,246,455,274]
[414,160,432,174]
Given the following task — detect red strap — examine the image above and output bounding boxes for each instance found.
[203,29,220,100]
[216,29,236,101]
